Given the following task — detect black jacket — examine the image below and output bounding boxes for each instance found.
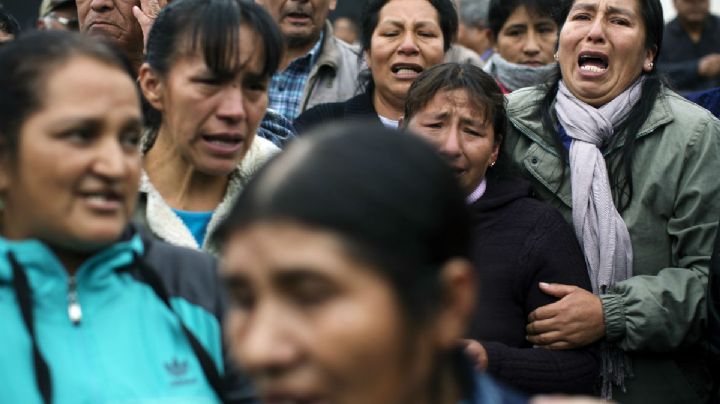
[466,177,599,395]
[294,83,383,134]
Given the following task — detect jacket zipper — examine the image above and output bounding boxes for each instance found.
[67,276,82,325]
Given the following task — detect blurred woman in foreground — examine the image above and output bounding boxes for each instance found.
[218,125,526,404]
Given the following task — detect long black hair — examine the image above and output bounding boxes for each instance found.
[537,0,664,212]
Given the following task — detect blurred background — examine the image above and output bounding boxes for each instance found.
[2,0,720,36]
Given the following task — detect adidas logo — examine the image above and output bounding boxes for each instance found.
[164,358,189,377]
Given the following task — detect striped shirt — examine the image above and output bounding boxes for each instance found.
[269,32,324,120]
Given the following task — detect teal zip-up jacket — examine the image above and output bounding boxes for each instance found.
[0,231,254,403]
[504,85,720,403]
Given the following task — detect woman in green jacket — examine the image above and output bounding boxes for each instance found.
[504,0,720,402]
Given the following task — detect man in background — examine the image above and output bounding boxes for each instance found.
[333,16,358,45]
[37,0,78,31]
[659,0,720,92]
[456,0,493,62]
[256,0,362,120]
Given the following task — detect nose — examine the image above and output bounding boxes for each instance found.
[522,30,541,57]
[216,86,247,125]
[438,127,462,160]
[93,137,132,180]
[397,32,420,56]
[235,304,301,376]
[89,0,114,12]
[585,17,606,44]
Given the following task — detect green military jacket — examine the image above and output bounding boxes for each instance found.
[504,85,720,403]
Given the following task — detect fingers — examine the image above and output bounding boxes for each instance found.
[527,300,562,323]
[526,330,565,346]
[526,317,559,336]
[132,5,150,26]
[538,282,578,298]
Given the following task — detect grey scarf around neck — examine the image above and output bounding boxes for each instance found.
[488,53,557,91]
[555,78,643,399]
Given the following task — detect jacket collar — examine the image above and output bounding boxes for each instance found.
[507,84,675,156]
[0,231,143,293]
[314,21,342,73]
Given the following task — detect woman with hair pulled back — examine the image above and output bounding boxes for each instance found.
[217,125,526,404]
[402,63,597,395]
[0,31,253,404]
[136,0,283,253]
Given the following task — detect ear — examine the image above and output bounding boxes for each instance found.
[433,258,476,349]
[643,46,657,73]
[490,142,500,166]
[138,62,165,111]
[0,138,12,194]
[364,49,372,70]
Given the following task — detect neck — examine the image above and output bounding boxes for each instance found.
[373,87,405,121]
[51,247,91,277]
[144,127,230,211]
[281,33,322,71]
[408,356,463,404]
[679,17,705,41]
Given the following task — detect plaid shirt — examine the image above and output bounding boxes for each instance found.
[269,32,324,120]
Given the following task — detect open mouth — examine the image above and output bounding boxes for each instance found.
[285,11,311,23]
[391,63,423,79]
[80,190,123,211]
[578,52,609,73]
[201,133,244,155]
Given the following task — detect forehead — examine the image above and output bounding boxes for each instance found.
[505,5,555,25]
[570,0,641,15]
[417,89,487,116]
[40,56,139,119]
[175,23,264,74]
[378,0,440,24]
[224,223,366,277]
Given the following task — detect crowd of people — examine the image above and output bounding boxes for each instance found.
[0,0,719,403]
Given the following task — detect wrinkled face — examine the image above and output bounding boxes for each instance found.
[366,0,445,107]
[258,0,337,49]
[77,0,143,61]
[407,89,499,194]
[495,5,558,66]
[223,222,436,404]
[559,0,655,107]
[143,24,268,176]
[674,0,709,25]
[0,57,142,250]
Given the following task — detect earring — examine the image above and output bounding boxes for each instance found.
[553,52,559,61]
[647,62,654,70]
[490,161,496,168]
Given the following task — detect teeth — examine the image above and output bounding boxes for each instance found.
[580,65,606,73]
[209,139,238,145]
[395,68,418,75]
[86,195,113,203]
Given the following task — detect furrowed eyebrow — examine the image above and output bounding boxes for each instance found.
[570,3,596,13]
[606,6,636,18]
